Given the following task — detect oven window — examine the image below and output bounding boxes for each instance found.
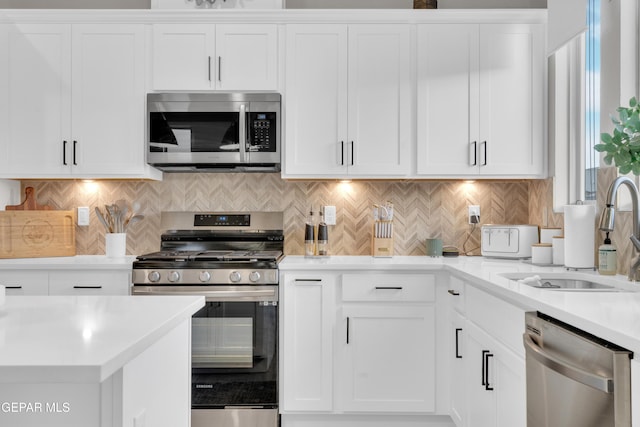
[192,317,253,368]
[149,112,239,153]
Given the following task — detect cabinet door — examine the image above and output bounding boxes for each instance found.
[49,270,131,295]
[478,23,545,176]
[0,271,48,295]
[465,321,526,427]
[339,304,435,412]
[0,24,71,177]
[283,24,348,177]
[281,273,336,412]
[71,24,146,177]
[215,24,278,90]
[346,24,411,177]
[416,24,479,176]
[449,310,466,427]
[152,24,214,90]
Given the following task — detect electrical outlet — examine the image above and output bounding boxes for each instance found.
[468,205,480,224]
[77,207,90,226]
[323,206,337,225]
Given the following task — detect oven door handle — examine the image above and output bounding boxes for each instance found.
[132,286,278,302]
[523,333,613,393]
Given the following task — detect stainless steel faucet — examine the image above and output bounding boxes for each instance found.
[599,176,640,280]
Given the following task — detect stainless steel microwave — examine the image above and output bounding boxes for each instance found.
[147,92,281,172]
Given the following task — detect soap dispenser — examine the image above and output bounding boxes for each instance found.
[598,232,617,275]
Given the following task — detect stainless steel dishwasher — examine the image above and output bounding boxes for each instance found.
[523,311,633,427]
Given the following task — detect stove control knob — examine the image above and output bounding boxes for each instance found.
[148,271,161,283]
[199,271,211,282]
[168,271,181,283]
[249,271,261,283]
[229,271,242,283]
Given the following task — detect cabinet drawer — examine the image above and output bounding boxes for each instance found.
[0,271,48,295]
[465,285,525,357]
[447,275,465,314]
[342,274,435,302]
[49,271,131,295]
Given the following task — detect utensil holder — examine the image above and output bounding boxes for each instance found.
[106,233,126,258]
[372,222,394,257]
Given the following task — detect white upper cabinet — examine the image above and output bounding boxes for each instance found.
[151,23,278,91]
[417,23,545,178]
[0,24,72,176]
[283,24,412,178]
[0,23,153,179]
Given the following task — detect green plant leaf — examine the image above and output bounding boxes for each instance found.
[604,155,613,165]
[601,133,613,144]
[631,97,638,107]
[620,164,632,175]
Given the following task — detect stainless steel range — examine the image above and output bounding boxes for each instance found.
[132,211,283,427]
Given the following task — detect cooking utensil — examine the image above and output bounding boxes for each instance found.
[95,207,112,233]
[124,214,144,232]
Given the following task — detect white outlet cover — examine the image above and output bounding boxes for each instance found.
[323,205,337,225]
[77,207,90,226]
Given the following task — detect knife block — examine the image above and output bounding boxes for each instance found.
[371,222,394,257]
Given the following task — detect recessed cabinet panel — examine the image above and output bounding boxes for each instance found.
[0,271,49,295]
[339,305,435,412]
[0,24,71,176]
[49,270,131,295]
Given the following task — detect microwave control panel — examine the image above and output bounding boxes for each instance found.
[249,112,277,152]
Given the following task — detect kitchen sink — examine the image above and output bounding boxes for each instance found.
[499,273,633,292]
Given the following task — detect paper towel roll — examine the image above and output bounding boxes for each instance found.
[563,204,596,269]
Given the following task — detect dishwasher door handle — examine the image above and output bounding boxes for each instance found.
[523,333,613,393]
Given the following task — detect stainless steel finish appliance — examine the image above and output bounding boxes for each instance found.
[147,93,281,172]
[132,211,283,427]
[523,311,632,427]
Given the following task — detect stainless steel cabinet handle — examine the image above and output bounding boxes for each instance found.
[469,141,477,166]
[73,140,78,165]
[73,285,102,289]
[523,334,613,393]
[239,104,247,163]
[375,286,403,290]
[448,289,460,296]
[455,328,462,359]
[63,140,68,165]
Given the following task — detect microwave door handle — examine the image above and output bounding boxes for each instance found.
[239,103,247,163]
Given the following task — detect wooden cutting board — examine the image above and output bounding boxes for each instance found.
[0,187,76,258]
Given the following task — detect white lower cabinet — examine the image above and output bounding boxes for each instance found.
[465,320,526,427]
[0,271,49,295]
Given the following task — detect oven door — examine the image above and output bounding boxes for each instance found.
[132,285,278,410]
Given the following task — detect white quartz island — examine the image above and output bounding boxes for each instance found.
[0,295,204,427]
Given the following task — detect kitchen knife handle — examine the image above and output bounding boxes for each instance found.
[455,328,463,358]
[469,141,477,166]
[63,140,68,165]
[73,140,78,165]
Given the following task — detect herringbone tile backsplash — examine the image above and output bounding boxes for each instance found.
[22,174,554,257]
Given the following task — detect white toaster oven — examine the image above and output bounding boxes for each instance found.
[481,224,539,258]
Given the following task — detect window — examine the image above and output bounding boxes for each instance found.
[584,0,600,201]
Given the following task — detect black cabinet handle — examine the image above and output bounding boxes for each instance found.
[470,141,477,166]
[350,141,354,166]
[73,285,102,289]
[455,328,462,359]
[63,140,68,165]
[73,140,78,165]
[208,56,212,81]
[481,141,487,166]
[340,141,345,165]
[448,289,460,296]
[346,317,350,344]
[218,56,222,82]
[5,285,22,289]
[294,278,322,282]
[375,286,403,290]
[482,350,494,391]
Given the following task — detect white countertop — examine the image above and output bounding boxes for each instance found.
[0,255,136,270]
[0,295,204,383]
[280,255,640,354]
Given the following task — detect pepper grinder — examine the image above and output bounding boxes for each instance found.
[317,210,328,256]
